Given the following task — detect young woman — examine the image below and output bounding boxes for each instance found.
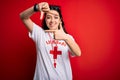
[20,2,81,80]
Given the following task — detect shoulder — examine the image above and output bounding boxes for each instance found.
[32,23,45,33]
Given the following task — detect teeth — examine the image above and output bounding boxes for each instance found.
[50,23,53,25]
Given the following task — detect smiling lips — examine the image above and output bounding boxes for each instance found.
[49,22,56,27]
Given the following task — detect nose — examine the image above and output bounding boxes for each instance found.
[50,17,54,22]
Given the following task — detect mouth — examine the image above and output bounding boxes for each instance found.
[48,24,58,30]
[49,23,56,27]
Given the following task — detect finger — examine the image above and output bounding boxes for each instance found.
[42,6,48,9]
[40,7,50,20]
[42,5,48,9]
[40,11,44,20]
[45,30,56,33]
[42,8,50,12]
[59,22,64,31]
[41,2,46,7]
[42,3,50,11]
[47,11,59,16]
[43,3,49,8]
[40,2,50,20]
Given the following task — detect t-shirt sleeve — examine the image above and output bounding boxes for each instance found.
[29,23,44,42]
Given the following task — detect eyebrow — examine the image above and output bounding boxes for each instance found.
[47,12,59,16]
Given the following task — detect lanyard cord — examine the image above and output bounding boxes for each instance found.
[48,33,59,68]
[48,33,57,49]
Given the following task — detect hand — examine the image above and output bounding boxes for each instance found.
[45,23,68,40]
[38,2,50,19]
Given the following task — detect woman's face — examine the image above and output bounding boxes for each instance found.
[45,10,61,30]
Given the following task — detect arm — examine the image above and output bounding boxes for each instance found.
[20,6,35,33]
[19,2,50,33]
[45,23,81,56]
[65,35,81,56]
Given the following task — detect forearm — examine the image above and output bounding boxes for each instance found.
[65,35,81,56]
[19,6,37,32]
[20,2,49,33]
[20,6,35,20]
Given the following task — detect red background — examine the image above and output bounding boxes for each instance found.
[0,0,120,80]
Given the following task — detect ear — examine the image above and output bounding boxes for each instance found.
[59,19,62,23]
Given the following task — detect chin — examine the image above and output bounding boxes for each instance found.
[49,28,57,30]
[49,27,58,30]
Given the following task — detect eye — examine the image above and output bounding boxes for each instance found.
[54,16,59,19]
[46,16,51,19]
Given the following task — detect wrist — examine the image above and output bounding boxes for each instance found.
[64,34,69,41]
[34,4,39,12]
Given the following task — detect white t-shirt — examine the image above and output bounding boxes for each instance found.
[29,23,75,80]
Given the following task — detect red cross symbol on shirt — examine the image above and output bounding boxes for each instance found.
[50,46,62,68]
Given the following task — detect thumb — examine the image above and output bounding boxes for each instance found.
[59,22,63,31]
[40,11,44,20]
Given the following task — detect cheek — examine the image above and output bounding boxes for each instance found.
[45,19,50,25]
[55,19,60,24]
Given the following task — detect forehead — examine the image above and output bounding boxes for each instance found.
[46,10,59,16]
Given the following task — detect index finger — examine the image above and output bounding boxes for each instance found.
[45,30,56,33]
[40,11,44,20]
[47,11,59,16]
